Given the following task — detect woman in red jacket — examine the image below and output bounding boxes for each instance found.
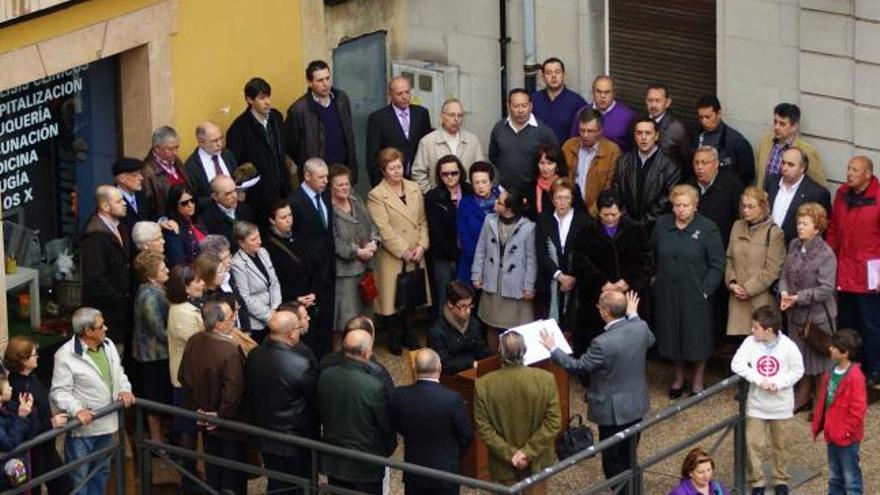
[811,329,867,495]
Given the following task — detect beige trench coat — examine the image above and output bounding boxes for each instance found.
[724,217,786,335]
[367,178,431,315]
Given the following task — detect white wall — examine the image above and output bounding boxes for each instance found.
[719,0,880,185]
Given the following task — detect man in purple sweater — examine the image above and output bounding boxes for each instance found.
[570,75,635,152]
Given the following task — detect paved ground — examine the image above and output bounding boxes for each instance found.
[145,324,878,495]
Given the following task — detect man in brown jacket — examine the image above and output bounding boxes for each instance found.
[142,125,187,216]
[562,108,621,216]
[474,331,561,494]
[178,300,247,494]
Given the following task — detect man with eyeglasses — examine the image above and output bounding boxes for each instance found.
[142,125,188,216]
[184,121,238,211]
[427,280,492,376]
[570,76,635,152]
[199,175,255,249]
[412,98,484,193]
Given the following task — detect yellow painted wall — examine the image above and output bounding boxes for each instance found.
[170,0,304,151]
[0,0,162,52]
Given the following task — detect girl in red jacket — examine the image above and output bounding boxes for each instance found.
[812,329,867,495]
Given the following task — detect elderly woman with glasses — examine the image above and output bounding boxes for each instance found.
[230,221,282,343]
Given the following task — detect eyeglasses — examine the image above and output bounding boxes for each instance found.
[179,198,196,207]
[454,302,475,310]
[440,171,460,178]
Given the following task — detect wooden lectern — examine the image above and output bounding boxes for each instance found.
[440,354,570,480]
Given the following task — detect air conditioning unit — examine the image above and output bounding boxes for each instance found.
[391,60,459,124]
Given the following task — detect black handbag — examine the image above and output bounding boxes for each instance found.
[394,260,427,310]
[556,414,594,461]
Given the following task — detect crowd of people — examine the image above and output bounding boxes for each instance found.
[1,55,877,495]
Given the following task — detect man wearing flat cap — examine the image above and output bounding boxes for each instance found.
[113,158,154,234]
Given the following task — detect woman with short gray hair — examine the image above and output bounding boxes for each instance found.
[230,221,281,342]
[132,221,165,253]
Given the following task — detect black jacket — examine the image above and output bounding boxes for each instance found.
[119,190,154,235]
[687,168,744,247]
[197,202,255,250]
[657,112,692,175]
[245,340,319,455]
[612,149,682,231]
[226,107,290,221]
[80,214,130,343]
[524,182,585,222]
[427,315,491,376]
[182,148,239,211]
[766,173,832,244]
[289,186,336,357]
[284,89,358,184]
[366,104,432,186]
[163,218,202,268]
[573,217,654,351]
[535,208,590,330]
[263,230,311,303]
[319,352,395,392]
[693,121,755,185]
[425,183,473,262]
[390,380,474,491]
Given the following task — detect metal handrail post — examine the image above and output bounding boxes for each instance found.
[627,432,640,495]
[311,448,319,495]
[136,405,151,495]
[116,407,127,495]
[734,379,748,493]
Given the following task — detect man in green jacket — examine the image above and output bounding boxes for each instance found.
[317,330,397,494]
[474,331,561,494]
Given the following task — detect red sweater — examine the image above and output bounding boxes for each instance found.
[811,363,867,446]
[826,177,880,293]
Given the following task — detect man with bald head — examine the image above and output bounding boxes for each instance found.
[81,185,132,350]
[317,330,396,494]
[828,156,880,385]
[366,75,433,186]
[541,290,653,488]
[390,348,473,495]
[411,98,485,193]
[570,75,636,152]
[184,121,239,210]
[474,331,560,494]
[198,174,254,248]
[246,308,318,494]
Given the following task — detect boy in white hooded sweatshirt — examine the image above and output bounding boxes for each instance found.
[731,305,804,495]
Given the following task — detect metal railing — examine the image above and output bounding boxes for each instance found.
[1,376,748,495]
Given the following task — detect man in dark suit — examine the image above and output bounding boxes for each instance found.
[645,83,691,177]
[390,348,473,495]
[285,60,358,183]
[288,158,336,358]
[686,146,744,248]
[80,185,132,354]
[366,76,432,186]
[184,121,238,211]
[541,290,654,491]
[199,175,254,249]
[766,146,832,244]
[112,158,153,234]
[226,77,290,223]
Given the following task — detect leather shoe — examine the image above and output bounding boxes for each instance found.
[668,387,684,400]
[774,484,789,495]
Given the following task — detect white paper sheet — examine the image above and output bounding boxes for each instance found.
[868,258,880,291]
[504,319,573,366]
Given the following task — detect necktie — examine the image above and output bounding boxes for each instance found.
[129,196,138,214]
[400,111,410,139]
[211,155,225,176]
[314,194,326,227]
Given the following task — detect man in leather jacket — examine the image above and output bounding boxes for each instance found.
[245,308,319,495]
[612,117,682,232]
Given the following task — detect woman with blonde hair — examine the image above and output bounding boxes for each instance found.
[652,184,725,398]
[725,186,786,337]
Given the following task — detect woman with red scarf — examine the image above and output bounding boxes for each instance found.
[525,144,583,220]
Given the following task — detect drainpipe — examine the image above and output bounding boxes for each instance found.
[523,0,539,94]
[500,0,510,118]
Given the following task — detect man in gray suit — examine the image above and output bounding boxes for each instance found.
[540,290,654,488]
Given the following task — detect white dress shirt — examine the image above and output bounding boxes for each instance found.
[198,147,230,183]
[552,208,574,280]
[771,174,804,228]
[506,113,539,133]
[576,143,599,192]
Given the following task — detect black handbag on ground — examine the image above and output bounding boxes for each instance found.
[394,260,427,310]
[556,414,594,460]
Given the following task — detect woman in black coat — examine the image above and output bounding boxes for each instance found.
[525,144,584,220]
[535,178,590,333]
[572,190,653,356]
[263,199,314,306]
[425,155,473,310]
[4,336,71,495]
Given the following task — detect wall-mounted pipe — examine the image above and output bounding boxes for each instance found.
[499,0,510,117]
[523,0,538,94]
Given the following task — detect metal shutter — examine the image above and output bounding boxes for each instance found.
[609,0,716,131]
